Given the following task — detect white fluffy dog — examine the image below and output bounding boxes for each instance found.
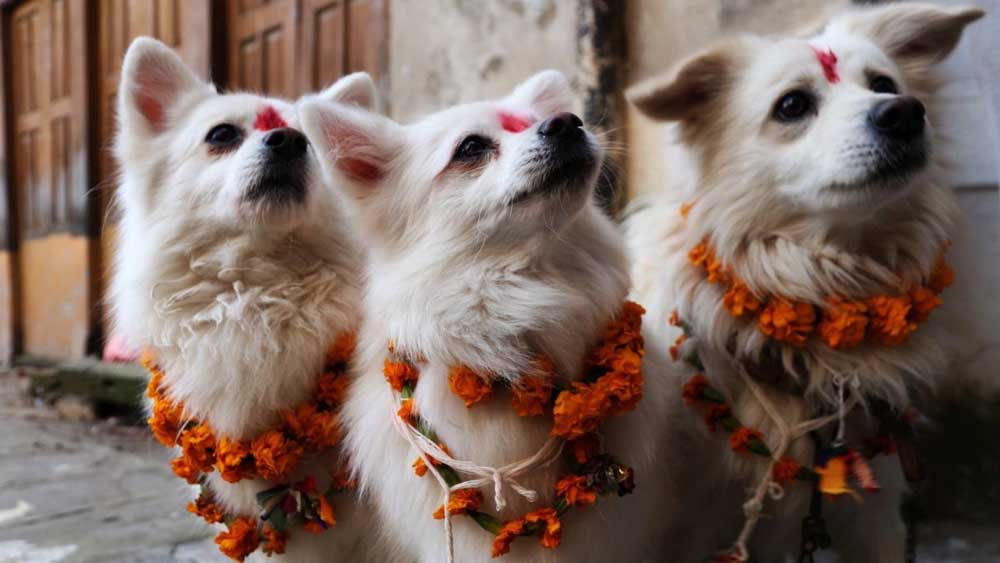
[110,37,378,562]
[299,71,671,562]
[625,3,982,562]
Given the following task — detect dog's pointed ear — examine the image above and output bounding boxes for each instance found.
[627,46,734,122]
[505,70,574,116]
[299,101,401,195]
[118,37,213,136]
[839,3,984,65]
[316,72,377,110]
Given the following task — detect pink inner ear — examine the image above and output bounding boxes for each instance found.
[136,91,165,130]
[499,111,533,133]
[340,158,383,182]
[811,46,840,84]
[254,106,288,131]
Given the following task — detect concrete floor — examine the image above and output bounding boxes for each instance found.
[0,369,997,563]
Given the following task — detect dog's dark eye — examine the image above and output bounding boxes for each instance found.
[773,90,814,122]
[453,135,495,162]
[869,75,898,95]
[205,123,243,147]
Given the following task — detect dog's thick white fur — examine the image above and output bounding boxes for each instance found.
[110,37,378,562]
[299,71,672,562]
[626,4,983,562]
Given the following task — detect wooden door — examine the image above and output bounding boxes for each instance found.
[8,0,92,359]
[94,0,214,352]
[226,0,387,97]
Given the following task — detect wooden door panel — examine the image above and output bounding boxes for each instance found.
[227,0,297,97]
[301,0,346,93]
[93,0,213,353]
[9,0,92,358]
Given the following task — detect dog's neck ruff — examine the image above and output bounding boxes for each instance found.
[384,301,645,561]
[144,333,356,561]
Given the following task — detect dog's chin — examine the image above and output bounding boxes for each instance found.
[239,177,310,229]
[511,153,598,206]
[821,147,928,206]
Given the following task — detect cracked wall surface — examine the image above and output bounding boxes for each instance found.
[389,0,585,121]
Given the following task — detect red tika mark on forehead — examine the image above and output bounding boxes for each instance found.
[254,105,288,131]
[499,111,533,133]
[811,46,840,84]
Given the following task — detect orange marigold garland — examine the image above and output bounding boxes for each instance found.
[389,302,645,558]
[144,332,357,561]
[688,241,952,349]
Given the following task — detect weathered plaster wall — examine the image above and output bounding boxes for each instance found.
[389,0,585,122]
[933,0,1000,395]
[625,0,845,198]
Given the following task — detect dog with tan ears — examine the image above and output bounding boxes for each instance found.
[111,37,383,562]
[626,3,983,562]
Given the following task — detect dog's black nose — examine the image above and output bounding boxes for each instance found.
[263,127,308,159]
[538,112,584,138]
[868,96,925,140]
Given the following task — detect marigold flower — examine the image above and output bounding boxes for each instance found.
[261,524,287,556]
[316,494,336,527]
[681,374,709,405]
[511,376,553,417]
[383,359,418,392]
[251,430,303,482]
[170,455,202,484]
[148,399,183,447]
[867,295,916,345]
[669,333,688,362]
[908,285,941,323]
[668,309,681,327]
[772,457,802,483]
[145,363,165,400]
[723,280,762,317]
[818,298,869,349]
[215,437,254,483]
[397,398,416,424]
[303,520,326,534]
[448,365,494,407]
[524,507,562,549]
[704,403,732,432]
[282,403,340,450]
[567,434,600,465]
[331,468,357,490]
[555,475,598,506]
[688,241,711,270]
[433,488,483,519]
[179,424,216,473]
[188,491,225,524]
[413,457,428,477]
[215,516,260,561]
[927,256,954,294]
[551,385,607,440]
[412,444,449,477]
[326,332,356,367]
[316,372,350,406]
[758,298,816,347]
[729,427,763,454]
[492,519,526,558]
